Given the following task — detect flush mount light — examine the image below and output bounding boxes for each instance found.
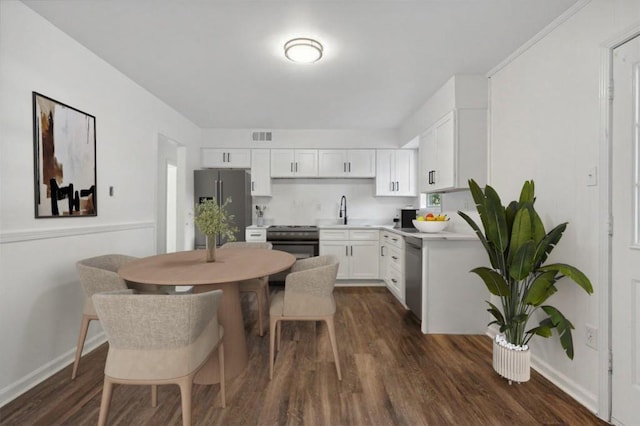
[284,38,323,63]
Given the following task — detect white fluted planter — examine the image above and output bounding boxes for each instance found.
[492,335,530,384]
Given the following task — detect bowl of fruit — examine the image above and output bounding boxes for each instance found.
[413,213,449,233]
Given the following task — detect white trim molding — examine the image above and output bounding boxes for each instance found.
[0,221,155,244]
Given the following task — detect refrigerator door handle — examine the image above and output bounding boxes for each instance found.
[220,180,223,202]
[214,179,219,199]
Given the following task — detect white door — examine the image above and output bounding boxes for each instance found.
[611,34,640,426]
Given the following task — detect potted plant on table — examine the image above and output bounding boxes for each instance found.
[458,179,593,383]
[194,197,238,262]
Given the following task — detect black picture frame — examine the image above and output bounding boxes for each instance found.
[32,92,97,218]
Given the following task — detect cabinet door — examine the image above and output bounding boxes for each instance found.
[375,150,395,195]
[201,149,227,168]
[201,148,250,168]
[347,150,376,177]
[250,149,271,196]
[394,150,417,196]
[318,150,348,177]
[349,241,379,279]
[294,150,318,177]
[270,149,295,177]
[433,111,455,191]
[419,126,437,193]
[319,241,349,279]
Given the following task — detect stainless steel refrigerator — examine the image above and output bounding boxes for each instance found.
[194,169,251,248]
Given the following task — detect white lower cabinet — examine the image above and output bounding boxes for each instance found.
[245,227,267,242]
[320,229,379,279]
[380,231,405,304]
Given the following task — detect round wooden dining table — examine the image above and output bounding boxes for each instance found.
[118,247,296,384]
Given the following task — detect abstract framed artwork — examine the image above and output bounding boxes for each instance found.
[32,92,97,218]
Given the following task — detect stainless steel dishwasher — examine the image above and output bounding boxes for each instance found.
[405,235,422,320]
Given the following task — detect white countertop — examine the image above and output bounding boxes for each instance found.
[318,224,478,241]
[247,223,478,241]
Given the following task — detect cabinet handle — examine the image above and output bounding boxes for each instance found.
[350,246,353,256]
[344,162,346,172]
[392,238,398,242]
[345,245,348,256]
[384,235,389,239]
[391,278,398,283]
[295,162,298,172]
[396,181,399,191]
[222,153,226,162]
[291,162,294,172]
[380,246,385,256]
[228,152,231,162]
[348,162,351,172]
[249,233,261,237]
[390,182,394,192]
[391,256,398,260]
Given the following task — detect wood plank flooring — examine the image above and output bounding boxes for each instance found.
[1,287,608,425]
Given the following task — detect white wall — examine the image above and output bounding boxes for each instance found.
[398,74,488,145]
[254,179,416,227]
[0,1,201,405]
[201,128,400,149]
[488,0,640,415]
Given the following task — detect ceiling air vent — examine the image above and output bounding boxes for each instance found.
[252,131,272,142]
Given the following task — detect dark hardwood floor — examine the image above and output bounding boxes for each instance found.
[1,287,608,425]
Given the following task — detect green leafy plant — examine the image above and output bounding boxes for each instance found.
[194,197,238,242]
[458,179,593,359]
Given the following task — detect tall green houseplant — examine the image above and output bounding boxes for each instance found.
[458,179,593,359]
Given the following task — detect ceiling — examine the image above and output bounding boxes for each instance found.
[23,0,578,130]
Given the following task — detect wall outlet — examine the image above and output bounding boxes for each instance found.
[585,324,598,349]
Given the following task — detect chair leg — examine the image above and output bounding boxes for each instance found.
[256,289,264,336]
[151,385,158,407]
[72,315,92,380]
[178,377,192,426]
[97,376,113,426]
[269,317,277,380]
[325,316,342,381]
[276,320,282,351]
[218,342,226,408]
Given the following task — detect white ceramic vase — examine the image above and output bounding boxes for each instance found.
[205,235,216,262]
[492,336,530,384]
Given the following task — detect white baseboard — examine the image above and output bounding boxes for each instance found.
[0,333,107,408]
[485,328,598,415]
[335,280,386,287]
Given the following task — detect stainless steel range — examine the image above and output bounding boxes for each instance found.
[266,225,319,283]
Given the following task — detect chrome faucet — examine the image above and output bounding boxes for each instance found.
[339,195,347,225]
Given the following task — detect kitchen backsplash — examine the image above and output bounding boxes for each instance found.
[252,178,417,226]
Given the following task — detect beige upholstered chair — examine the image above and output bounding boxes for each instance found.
[220,241,273,336]
[93,290,225,426]
[269,255,341,380]
[72,254,137,380]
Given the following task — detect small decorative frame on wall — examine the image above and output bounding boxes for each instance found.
[32,92,97,218]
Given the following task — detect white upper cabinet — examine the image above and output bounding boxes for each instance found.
[270,149,318,177]
[318,149,375,178]
[419,109,487,193]
[201,148,251,168]
[375,150,417,196]
[250,149,271,196]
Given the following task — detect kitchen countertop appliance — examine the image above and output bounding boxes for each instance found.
[266,225,319,284]
[400,208,418,229]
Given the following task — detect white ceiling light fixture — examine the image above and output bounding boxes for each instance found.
[284,38,323,63]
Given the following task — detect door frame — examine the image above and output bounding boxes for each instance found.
[156,134,187,254]
[598,25,640,422]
